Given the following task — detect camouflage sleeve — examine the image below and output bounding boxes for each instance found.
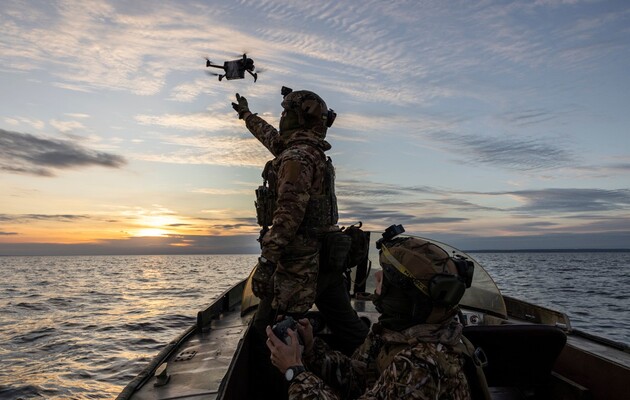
[288,372,341,400]
[300,338,367,399]
[245,114,283,156]
[358,346,435,399]
[360,346,470,400]
[260,147,317,262]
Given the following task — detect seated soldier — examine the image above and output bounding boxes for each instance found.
[266,234,477,399]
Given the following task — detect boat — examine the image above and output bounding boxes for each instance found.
[116,231,630,400]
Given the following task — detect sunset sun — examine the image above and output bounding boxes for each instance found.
[133,215,181,237]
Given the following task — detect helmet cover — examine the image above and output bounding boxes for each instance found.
[280,90,330,137]
[377,237,468,325]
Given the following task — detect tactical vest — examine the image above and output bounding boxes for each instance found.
[255,154,338,230]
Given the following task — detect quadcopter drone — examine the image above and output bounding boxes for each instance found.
[205,53,258,82]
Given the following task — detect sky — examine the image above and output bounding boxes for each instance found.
[1,0,629,255]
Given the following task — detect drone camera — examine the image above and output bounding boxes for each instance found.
[281,86,293,97]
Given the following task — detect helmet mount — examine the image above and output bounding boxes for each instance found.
[280,86,336,132]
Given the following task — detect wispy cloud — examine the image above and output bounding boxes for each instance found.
[168,78,211,102]
[2,0,622,101]
[498,108,560,127]
[192,188,252,195]
[133,134,269,167]
[135,110,240,132]
[0,234,261,256]
[0,129,126,176]
[336,180,630,231]
[502,188,630,213]
[428,131,574,171]
[4,117,45,130]
[0,213,90,222]
[50,119,86,133]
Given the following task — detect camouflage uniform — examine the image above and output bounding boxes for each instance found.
[242,91,368,400]
[246,113,335,313]
[289,320,471,400]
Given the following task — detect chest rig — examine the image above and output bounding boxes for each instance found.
[255,151,339,233]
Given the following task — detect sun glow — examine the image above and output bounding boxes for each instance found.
[135,228,170,237]
[133,214,182,237]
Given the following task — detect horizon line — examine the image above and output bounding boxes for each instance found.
[2,248,630,257]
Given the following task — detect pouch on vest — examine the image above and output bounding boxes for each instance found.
[255,160,276,227]
[344,223,369,268]
[255,184,275,227]
[321,231,352,273]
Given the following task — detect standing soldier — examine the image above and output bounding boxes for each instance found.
[232,87,368,398]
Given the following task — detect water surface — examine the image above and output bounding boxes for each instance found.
[0,252,628,399]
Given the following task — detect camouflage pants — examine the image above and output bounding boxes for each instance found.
[271,235,320,314]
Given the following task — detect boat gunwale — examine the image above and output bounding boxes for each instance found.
[115,278,248,400]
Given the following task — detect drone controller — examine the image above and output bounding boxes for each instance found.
[272,316,303,345]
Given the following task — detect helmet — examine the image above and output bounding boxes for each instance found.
[279,89,336,138]
[375,230,474,326]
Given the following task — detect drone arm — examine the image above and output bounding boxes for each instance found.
[207,63,225,70]
[246,69,258,82]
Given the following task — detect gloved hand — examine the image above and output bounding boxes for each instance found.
[252,256,275,299]
[231,93,250,119]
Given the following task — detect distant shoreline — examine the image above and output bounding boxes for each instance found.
[466,248,630,253]
[2,249,630,257]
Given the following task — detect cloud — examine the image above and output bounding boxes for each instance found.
[445,231,630,251]
[0,0,276,95]
[50,119,86,133]
[337,180,443,199]
[133,134,269,167]
[3,116,45,130]
[498,108,560,127]
[0,129,126,176]
[0,213,90,222]
[168,78,211,102]
[502,188,630,213]
[334,112,457,138]
[135,110,240,132]
[1,0,622,106]
[335,180,630,234]
[64,113,91,119]
[0,234,261,256]
[192,188,252,195]
[428,131,574,171]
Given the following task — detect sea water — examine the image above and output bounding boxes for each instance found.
[0,252,628,399]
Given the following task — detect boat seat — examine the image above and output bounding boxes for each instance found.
[463,324,567,399]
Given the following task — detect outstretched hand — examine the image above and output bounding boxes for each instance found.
[231,93,250,119]
[266,325,303,373]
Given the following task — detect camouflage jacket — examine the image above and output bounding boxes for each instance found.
[246,114,334,263]
[290,321,471,400]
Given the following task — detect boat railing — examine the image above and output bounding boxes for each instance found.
[503,296,572,330]
[197,279,247,331]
